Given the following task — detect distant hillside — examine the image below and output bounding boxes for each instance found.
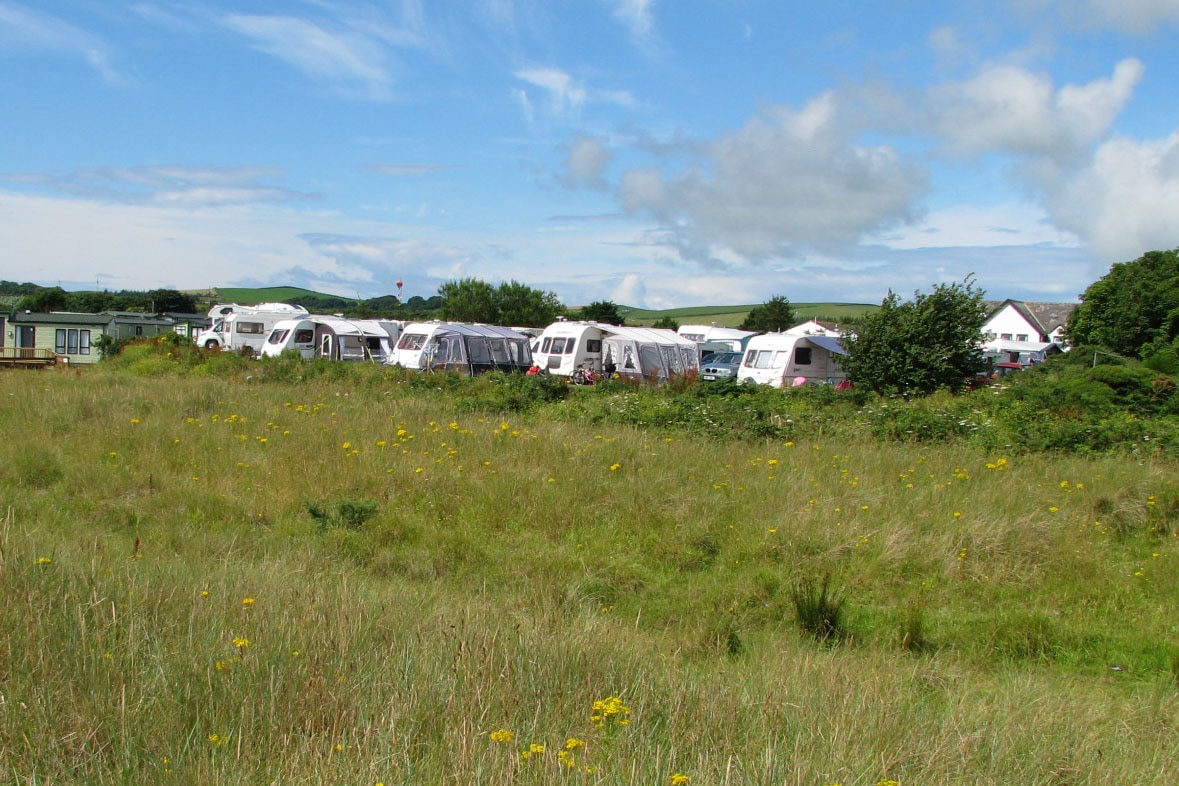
[199,286,332,305]
[619,302,878,328]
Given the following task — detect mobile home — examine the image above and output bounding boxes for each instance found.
[677,324,758,357]
[194,303,309,354]
[736,332,847,387]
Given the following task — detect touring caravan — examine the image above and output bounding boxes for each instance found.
[194,303,309,355]
[260,316,401,362]
[389,321,452,369]
[418,324,534,375]
[677,324,758,358]
[736,332,847,387]
[532,320,699,383]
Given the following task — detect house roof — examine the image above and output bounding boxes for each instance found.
[8,311,113,326]
[985,300,1077,335]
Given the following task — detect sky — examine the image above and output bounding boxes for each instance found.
[2,1,1178,309]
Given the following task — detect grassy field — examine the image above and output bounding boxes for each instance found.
[1,360,1176,785]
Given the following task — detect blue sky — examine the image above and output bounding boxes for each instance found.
[2,1,1178,308]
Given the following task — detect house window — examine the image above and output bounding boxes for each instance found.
[54,328,91,355]
[794,347,813,365]
[1000,333,1012,340]
[1016,334,1028,342]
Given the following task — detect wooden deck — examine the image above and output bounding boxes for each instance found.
[0,348,57,367]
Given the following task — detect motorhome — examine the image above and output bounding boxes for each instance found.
[418,324,534,375]
[260,316,401,362]
[532,320,699,383]
[194,303,309,354]
[736,332,847,387]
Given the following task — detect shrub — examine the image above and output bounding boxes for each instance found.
[791,574,848,643]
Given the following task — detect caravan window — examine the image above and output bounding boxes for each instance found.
[267,329,290,345]
[794,347,812,365]
[236,322,265,334]
[746,350,774,369]
[586,339,601,353]
[294,329,314,344]
[398,333,427,350]
[548,337,567,353]
[540,337,552,353]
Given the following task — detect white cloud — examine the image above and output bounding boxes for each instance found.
[1021,0,1179,34]
[614,93,929,264]
[0,165,308,207]
[1044,130,1179,260]
[562,135,614,188]
[514,67,587,118]
[224,14,395,100]
[930,58,1142,157]
[0,2,122,83]
[605,0,658,52]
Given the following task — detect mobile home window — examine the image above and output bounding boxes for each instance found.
[56,329,67,354]
[236,322,265,334]
[80,330,90,355]
[794,347,812,365]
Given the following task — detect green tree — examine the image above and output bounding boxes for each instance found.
[580,300,625,325]
[147,289,198,313]
[841,278,989,396]
[740,295,796,332]
[494,280,565,327]
[18,287,68,312]
[438,278,498,322]
[651,316,680,330]
[1067,248,1179,359]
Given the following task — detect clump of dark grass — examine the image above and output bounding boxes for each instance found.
[791,573,848,643]
[305,498,379,532]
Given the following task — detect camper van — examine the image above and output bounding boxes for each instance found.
[532,321,699,383]
[418,324,534,375]
[260,316,401,362]
[736,332,847,388]
[194,303,309,355]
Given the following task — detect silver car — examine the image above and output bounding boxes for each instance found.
[699,351,744,381]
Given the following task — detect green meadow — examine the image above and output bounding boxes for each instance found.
[1,350,1177,785]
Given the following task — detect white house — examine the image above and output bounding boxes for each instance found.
[981,300,1076,366]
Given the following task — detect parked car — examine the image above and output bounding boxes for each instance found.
[700,351,744,381]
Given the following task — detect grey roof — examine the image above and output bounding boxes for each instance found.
[986,299,1077,335]
[8,311,113,326]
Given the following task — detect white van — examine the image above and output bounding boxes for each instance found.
[195,303,309,354]
[736,333,847,387]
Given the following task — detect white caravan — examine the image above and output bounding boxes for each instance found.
[736,332,848,387]
[195,303,309,354]
[260,316,401,362]
[677,324,758,357]
[532,320,700,383]
[389,321,451,369]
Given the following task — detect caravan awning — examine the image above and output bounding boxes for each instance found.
[807,335,847,355]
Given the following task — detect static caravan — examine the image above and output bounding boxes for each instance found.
[736,333,847,387]
[260,316,400,362]
[419,324,534,375]
[194,303,309,354]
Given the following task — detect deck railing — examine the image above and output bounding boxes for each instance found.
[0,347,57,366]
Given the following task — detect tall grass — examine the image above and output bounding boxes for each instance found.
[1,362,1177,784]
